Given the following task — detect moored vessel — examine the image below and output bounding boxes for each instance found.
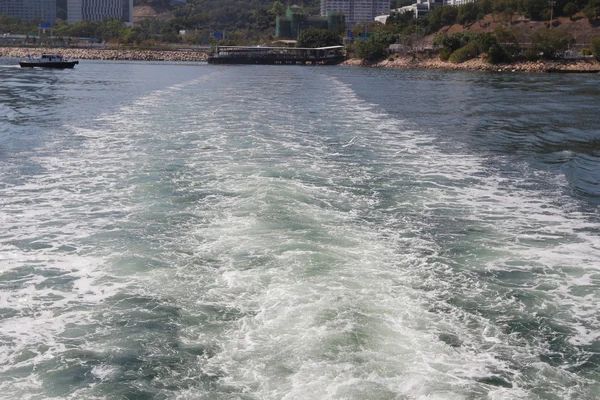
[208,45,346,65]
[20,54,79,69]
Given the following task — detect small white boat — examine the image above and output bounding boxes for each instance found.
[20,54,79,69]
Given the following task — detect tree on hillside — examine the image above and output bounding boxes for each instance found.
[457,2,479,24]
[427,6,459,32]
[525,0,549,20]
[296,28,341,48]
[354,39,389,61]
[494,26,521,56]
[563,2,578,19]
[531,28,573,58]
[583,0,600,21]
[354,31,397,61]
[103,19,126,40]
[501,7,515,25]
[269,1,285,16]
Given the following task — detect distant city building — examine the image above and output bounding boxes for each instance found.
[377,0,443,21]
[377,0,474,22]
[321,0,389,26]
[276,5,345,39]
[0,0,57,23]
[444,0,475,5]
[67,0,133,25]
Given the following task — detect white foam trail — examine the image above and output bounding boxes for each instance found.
[1,67,598,399]
[128,71,598,398]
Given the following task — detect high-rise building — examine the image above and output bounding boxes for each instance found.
[320,0,390,26]
[67,0,133,25]
[0,0,57,23]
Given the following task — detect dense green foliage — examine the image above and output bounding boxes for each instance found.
[530,27,574,58]
[354,39,389,61]
[57,19,127,40]
[563,2,578,19]
[0,14,39,34]
[448,40,478,62]
[433,31,477,53]
[434,31,480,61]
[583,0,600,22]
[296,29,341,48]
[354,31,396,61]
[433,26,573,63]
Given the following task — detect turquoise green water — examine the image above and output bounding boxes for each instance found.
[1,60,599,399]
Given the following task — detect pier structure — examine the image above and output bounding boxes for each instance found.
[207,45,346,65]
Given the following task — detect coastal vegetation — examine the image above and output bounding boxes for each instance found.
[354,31,397,61]
[427,27,574,64]
[0,14,41,35]
[347,0,599,63]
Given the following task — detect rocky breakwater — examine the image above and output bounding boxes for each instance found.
[343,55,600,73]
[0,47,209,62]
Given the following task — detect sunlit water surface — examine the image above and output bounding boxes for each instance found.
[1,59,599,399]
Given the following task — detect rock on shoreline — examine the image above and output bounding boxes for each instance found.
[343,55,600,73]
[0,47,208,62]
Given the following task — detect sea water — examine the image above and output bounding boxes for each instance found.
[1,59,599,399]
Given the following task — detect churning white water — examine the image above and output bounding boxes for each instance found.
[1,61,599,399]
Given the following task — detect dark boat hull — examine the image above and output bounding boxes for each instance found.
[19,61,79,69]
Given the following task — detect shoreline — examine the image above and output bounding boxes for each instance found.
[0,47,208,62]
[3,46,600,72]
[342,55,600,73]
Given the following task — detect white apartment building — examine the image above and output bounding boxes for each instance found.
[321,0,390,25]
[0,0,57,23]
[67,0,133,25]
[377,0,469,22]
[444,0,476,5]
[444,0,476,7]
